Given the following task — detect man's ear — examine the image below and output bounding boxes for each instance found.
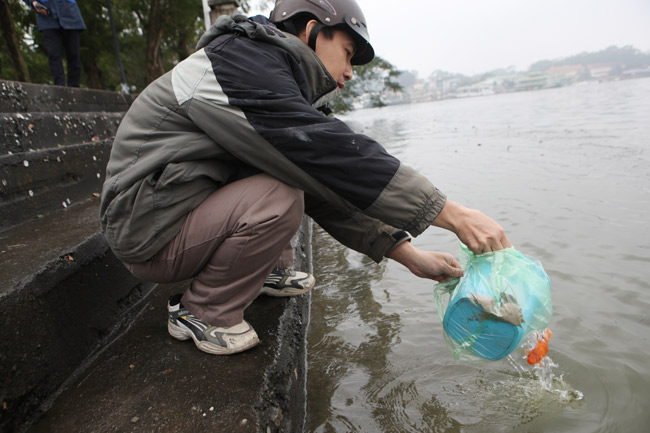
[298,19,320,44]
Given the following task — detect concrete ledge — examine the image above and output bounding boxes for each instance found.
[0,198,152,433]
[17,218,312,433]
[0,112,124,154]
[0,141,110,229]
[0,226,151,433]
[257,218,312,432]
[0,80,136,113]
[1,198,104,296]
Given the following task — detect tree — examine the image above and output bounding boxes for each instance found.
[397,70,418,89]
[76,1,119,89]
[529,45,650,74]
[0,0,30,81]
[1,0,404,104]
[1,0,51,84]
[119,0,204,85]
[330,56,403,113]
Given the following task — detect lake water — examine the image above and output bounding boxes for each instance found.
[305,78,650,432]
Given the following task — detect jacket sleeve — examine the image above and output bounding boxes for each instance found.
[305,194,412,263]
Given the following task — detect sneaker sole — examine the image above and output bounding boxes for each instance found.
[259,285,313,297]
[168,320,259,355]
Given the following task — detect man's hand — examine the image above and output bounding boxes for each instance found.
[432,200,512,254]
[387,241,463,282]
[33,1,48,15]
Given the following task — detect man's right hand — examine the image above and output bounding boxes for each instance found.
[387,241,464,282]
[33,1,48,15]
[432,200,512,254]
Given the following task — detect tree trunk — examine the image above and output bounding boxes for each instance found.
[0,0,31,82]
[144,0,166,84]
[83,58,105,89]
[175,30,190,62]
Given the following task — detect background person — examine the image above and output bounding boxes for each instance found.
[24,0,86,87]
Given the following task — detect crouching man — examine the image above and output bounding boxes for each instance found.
[100,0,510,355]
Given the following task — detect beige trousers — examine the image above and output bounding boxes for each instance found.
[125,173,304,326]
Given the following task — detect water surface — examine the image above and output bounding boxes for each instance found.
[306,78,650,432]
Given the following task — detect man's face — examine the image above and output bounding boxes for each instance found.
[314,29,356,91]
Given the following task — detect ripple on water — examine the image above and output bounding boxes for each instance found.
[351,350,586,433]
[430,361,583,433]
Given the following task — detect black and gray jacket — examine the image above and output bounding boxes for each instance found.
[100,15,446,264]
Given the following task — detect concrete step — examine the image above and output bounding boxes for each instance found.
[0,195,312,433]
[0,80,135,114]
[0,79,129,229]
[0,80,153,432]
[0,199,154,433]
[0,197,102,292]
[25,280,310,433]
[0,140,110,230]
[0,111,124,154]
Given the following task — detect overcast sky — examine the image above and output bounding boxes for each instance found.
[248,0,650,77]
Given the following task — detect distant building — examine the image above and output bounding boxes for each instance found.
[380,49,650,107]
[587,63,620,79]
[455,80,495,98]
[381,89,409,105]
[621,67,650,79]
[406,79,439,103]
[545,65,585,86]
[515,72,548,91]
[487,72,518,93]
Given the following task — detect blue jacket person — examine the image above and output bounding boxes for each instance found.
[24,0,86,87]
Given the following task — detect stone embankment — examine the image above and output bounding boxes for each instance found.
[0,80,311,433]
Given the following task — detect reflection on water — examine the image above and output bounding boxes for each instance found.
[306,78,650,432]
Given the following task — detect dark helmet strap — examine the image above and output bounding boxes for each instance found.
[308,22,325,51]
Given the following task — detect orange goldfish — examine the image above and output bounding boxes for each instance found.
[525,328,552,366]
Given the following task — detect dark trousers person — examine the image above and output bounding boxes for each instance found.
[24,0,86,87]
[41,28,81,87]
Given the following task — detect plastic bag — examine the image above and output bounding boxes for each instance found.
[434,244,552,361]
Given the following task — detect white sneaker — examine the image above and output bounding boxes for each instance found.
[167,294,259,355]
[259,268,315,297]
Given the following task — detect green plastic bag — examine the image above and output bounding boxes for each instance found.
[434,244,553,361]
